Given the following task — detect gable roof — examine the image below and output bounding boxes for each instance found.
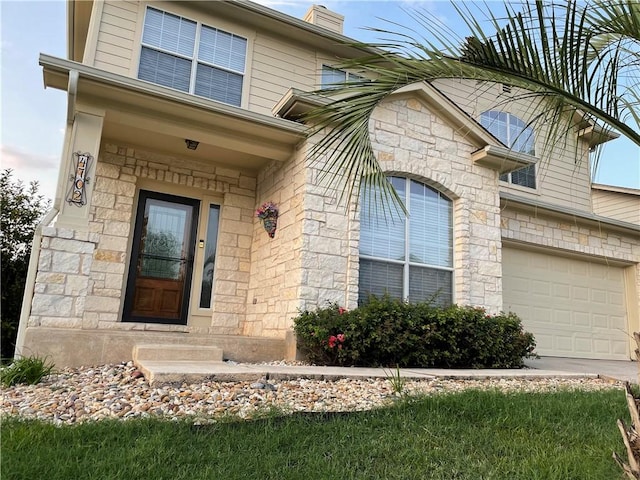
[274,81,537,174]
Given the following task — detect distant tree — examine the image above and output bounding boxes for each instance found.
[1,169,50,359]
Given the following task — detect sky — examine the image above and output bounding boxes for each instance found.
[1,0,638,202]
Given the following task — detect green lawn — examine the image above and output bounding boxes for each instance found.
[1,389,628,480]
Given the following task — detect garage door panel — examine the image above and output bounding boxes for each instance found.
[532,280,549,295]
[553,310,572,325]
[572,286,589,301]
[571,262,589,276]
[503,247,629,360]
[533,307,552,323]
[591,289,607,304]
[552,283,571,298]
[551,257,570,273]
[611,292,625,306]
[574,312,590,326]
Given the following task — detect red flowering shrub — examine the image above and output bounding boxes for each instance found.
[293,296,536,368]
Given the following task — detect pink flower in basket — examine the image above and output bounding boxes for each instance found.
[256,202,279,238]
[256,202,278,219]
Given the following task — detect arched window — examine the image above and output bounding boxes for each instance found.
[480,111,536,188]
[359,177,453,306]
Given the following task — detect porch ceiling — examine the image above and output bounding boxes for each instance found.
[40,54,307,171]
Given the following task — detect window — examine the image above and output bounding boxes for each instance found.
[198,204,220,309]
[139,7,247,107]
[359,177,453,306]
[321,65,364,88]
[480,111,537,188]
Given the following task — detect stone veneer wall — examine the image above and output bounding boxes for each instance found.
[28,143,256,335]
[298,142,360,312]
[244,147,307,337]
[367,96,504,311]
[501,206,640,318]
[244,136,363,339]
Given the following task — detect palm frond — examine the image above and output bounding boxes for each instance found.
[302,0,640,211]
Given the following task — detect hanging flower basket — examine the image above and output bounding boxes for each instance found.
[256,202,279,238]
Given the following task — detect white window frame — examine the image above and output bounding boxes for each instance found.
[480,111,537,189]
[359,177,454,305]
[321,65,364,88]
[139,6,247,106]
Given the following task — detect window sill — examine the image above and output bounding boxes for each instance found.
[471,145,537,175]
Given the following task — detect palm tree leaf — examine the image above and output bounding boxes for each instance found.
[301,0,639,211]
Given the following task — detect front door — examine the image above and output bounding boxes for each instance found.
[124,191,199,324]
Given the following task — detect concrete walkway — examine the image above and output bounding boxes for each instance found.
[135,356,637,385]
[524,357,637,383]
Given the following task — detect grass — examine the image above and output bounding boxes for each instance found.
[1,389,628,480]
[0,355,55,387]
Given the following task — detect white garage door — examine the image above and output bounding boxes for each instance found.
[502,247,629,360]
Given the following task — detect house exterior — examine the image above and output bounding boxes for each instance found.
[16,0,640,366]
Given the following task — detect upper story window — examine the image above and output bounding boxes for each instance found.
[359,177,453,307]
[139,7,247,107]
[480,111,537,189]
[321,65,363,88]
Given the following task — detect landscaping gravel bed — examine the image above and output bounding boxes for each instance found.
[1,362,623,425]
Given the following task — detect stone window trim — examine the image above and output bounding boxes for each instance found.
[138,6,248,107]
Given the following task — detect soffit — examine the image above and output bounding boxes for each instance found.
[41,54,307,171]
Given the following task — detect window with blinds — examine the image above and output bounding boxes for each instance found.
[359,177,453,306]
[321,65,364,88]
[138,7,247,107]
[480,111,537,188]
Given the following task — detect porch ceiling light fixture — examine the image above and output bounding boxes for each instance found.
[185,139,199,150]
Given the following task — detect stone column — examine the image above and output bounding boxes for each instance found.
[55,105,105,230]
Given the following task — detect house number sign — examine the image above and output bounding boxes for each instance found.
[67,151,92,206]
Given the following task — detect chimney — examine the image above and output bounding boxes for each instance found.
[303,5,344,35]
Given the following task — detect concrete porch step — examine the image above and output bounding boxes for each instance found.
[133,344,224,363]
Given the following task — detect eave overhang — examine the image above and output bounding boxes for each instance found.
[194,0,380,59]
[591,183,640,196]
[393,83,538,174]
[272,88,329,120]
[275,81,538,174]
[472,145,537,175]
[577,124,621,148]
[41,54,307,168]
[500,191,640,236]
[67,0,377,65]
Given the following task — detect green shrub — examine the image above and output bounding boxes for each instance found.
[0,355,55,387]
[293,296,536,368]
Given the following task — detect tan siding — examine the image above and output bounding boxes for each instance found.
[90,2,323,115]
[96,32,134,57]
[94,0,139,74]
[102,2,138,19]
[592,190,640,224]
[99,22,137,41]
[93,52,131,76]
[433,78,593,211]
[247,34,317,115]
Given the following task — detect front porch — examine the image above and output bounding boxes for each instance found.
[17,55,312,366]
[20,327,291,369]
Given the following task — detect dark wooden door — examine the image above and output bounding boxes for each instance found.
[124,191,199,324]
